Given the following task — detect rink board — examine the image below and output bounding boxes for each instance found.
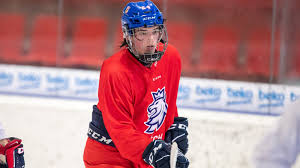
[1,64,300,115]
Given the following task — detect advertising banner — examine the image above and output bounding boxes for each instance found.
[1,64,300,115]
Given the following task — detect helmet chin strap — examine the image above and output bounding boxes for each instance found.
[127,47,153,66]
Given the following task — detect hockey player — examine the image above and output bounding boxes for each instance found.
[83,0,189,168]
[253,100,300,168]
[0,122,25,168]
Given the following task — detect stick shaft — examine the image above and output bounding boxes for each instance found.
[170,142,178,168]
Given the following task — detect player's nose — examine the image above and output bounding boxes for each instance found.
[147,33,157,43]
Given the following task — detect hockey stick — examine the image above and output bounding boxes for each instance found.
[170,142,178,168]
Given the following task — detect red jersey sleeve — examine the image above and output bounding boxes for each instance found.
[173,47,182,118]
[165,45,182,131]
[97,61,152,167]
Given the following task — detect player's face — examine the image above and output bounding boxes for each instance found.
[131,26,162,55]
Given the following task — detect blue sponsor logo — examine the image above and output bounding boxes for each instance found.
[74,77,98,95]
[18,72,41,89]
[290,92,300,102]
[46,74,69,92]
[226,87,253,106]
[258,90,285,108]
[195,86,221,103]
[0,72,13,87]
[177,84,191,100]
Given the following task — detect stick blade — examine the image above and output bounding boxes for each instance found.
[170,142,178,168]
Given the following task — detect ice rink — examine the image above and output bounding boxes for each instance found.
[1,94,298,168]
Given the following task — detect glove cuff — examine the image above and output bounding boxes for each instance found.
[174,117,188,127]
[0,138,22,155]
[174,117,188,122]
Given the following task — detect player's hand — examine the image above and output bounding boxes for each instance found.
[142,140,189,168]
[0,137,25,168]
[0,138,8,165]
[165,117,189,154]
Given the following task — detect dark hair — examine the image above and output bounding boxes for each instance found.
[120,38,127,48]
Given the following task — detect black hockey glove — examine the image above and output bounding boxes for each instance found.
[165,117,189,154]
[142,140,189,168]
[0,137,25,168]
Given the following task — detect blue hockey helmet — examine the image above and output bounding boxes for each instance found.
[121,0,168,64]
[122,0,164,31]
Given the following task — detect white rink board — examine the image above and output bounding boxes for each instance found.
[2,64,300,116]
[3,94,300,168]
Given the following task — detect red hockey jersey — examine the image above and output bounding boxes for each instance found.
[84,44,181,168]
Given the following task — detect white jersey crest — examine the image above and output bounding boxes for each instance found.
[144,87,168,134]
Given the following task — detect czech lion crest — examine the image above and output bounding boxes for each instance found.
[144,87,168,134]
